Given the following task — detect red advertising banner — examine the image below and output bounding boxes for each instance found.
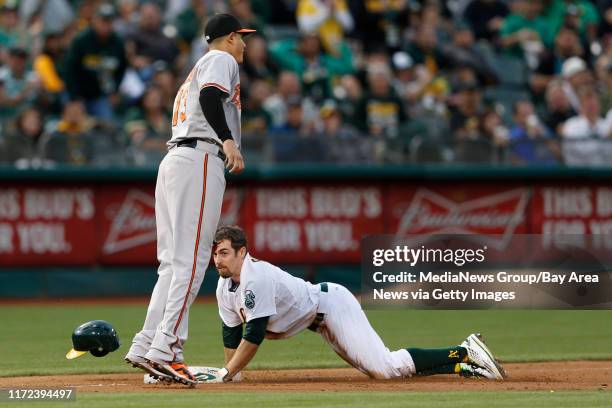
[387,184,531,251]
[531,185,612,250]
[241,186,384,263]
[2,181,612,266]
[97,186,245,264]
[0,185,97,266]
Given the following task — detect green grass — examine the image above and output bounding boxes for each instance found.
[0,305,611,377]
[1,392,611,408]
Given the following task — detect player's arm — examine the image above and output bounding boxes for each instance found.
[222,316,269,381]
[199,87,244,174]
[222,321,242,365]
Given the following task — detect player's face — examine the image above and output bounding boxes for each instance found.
[214,239,245,278]
[229,32,246,64]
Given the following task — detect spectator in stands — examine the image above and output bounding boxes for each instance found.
[42,100,96,164]
[541,79,576,135]
[243,34,279,83]
[439,23,498,86]
[500,0,553,58]
[562,87,612,138]
[64,3,127,119]
[230,0,267,37]
[0,2,21,50]
[1,106,45,165]
[561,87,612,164]
[269,31,354,102]
[508,99,559,164]
[335,73,363,120]
[296,0,354,56]
[530,25,584,96]
[123,86,169,166]
[355,63,407,139]
[391,51,432,105]
[73,1,104,37]
[242,79,272,134]
[541,0,600,43]
[174,0,207,48]
[449,80,484,141]
[406,23,446,77]
[463,0,509,42]
[479,108,510,149]
[595,57,612,112]
[317,99,373,163]
[144,64,172,108]
[0,46,40,123]
[124,86,171,140]
[114,0,139,38]
[264,70,315,128]
[34,29,69,113]
[270,95,323,162]
[126,2,180,78]
[598,0,612,37]
[561,56,595,111]
[350,0,407,50]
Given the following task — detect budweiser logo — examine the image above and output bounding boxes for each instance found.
[103,190,156,254]
[103,188,244,254]
[396,188,530,250]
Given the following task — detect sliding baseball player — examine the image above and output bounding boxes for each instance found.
[206,225,507,383]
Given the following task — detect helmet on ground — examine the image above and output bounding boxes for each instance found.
[66,320,120,359]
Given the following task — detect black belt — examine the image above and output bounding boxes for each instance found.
[308,283,329,332]
[176,138,226,161]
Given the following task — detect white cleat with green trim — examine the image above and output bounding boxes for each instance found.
[461,333,507,380]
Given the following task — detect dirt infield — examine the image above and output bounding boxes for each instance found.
[1,361,610,393]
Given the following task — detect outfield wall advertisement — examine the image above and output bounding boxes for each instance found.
[2,182,612,266]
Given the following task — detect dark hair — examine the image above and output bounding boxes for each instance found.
[215,225,248,252]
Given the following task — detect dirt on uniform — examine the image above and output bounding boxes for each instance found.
[1,361,610,393]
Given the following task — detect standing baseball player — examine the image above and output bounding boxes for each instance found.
[209,226,507,383]
[125,14,255,385]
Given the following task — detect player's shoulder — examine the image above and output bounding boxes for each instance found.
[199,50,237,66]
[215,277,233,296]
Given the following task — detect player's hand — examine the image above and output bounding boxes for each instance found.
[223,139,245,174]
[196,367,239,383]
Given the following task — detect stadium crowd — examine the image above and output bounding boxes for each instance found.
[1,0,612,167]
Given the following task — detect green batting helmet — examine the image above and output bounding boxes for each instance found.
[66,320,120,359]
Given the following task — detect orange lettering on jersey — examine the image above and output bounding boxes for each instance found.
[172,68,196,126]
[230,84,241,110]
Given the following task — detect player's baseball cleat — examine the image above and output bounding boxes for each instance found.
[125,357,173,383]
[458,363,497,379]
[460,333,507,380]
[147,360,197,386]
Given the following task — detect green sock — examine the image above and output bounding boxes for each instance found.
[415,363,459,376]
[406,347,468,372]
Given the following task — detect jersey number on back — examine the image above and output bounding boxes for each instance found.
[172,68,196,127]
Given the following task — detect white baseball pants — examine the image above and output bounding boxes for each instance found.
[127,142,225,363]
[316,283,416,379]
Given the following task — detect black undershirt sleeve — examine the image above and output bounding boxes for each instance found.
[243,316,269,345]
[222,322,243,349]
[199,87,233,142]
